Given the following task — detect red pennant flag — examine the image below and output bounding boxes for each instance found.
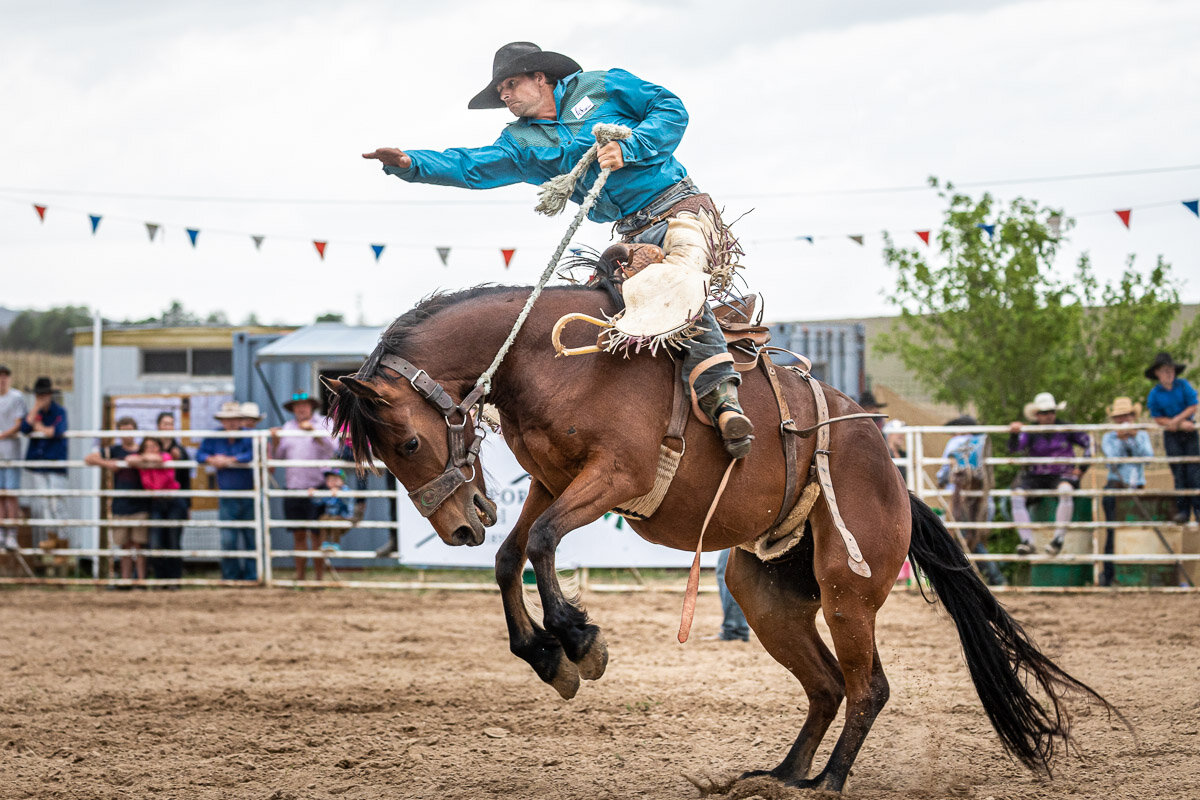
[501,248,516,268]
[848,235,864,246]
[1115,209,1131,229]
[313,240,327,260]
[916,230,931,245]
[33,204,47,222]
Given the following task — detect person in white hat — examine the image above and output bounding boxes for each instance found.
[196,401,257,582]
[1008,392,1092,556]
[1098,397,1153,586]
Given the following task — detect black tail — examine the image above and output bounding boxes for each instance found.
[906,494,1121,774]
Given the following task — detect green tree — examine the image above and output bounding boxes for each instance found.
[878,181,1200,424]
[0,306,93,354]
[315,312,345,323]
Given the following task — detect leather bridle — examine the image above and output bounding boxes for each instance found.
[375,353,487,517]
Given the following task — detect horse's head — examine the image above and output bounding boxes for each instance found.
[328,370,498,547]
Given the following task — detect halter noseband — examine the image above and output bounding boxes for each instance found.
[375,353,487,517]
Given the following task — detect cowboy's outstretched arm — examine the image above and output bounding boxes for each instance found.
[367,138,540,190]
[363,148,412,169]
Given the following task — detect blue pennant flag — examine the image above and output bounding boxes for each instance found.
[186,228,199,248]
[797,235,814,244]
[89,214,102,234]
[1184,200,1199,218]
[976,223,995,239]
[370,243,385,262]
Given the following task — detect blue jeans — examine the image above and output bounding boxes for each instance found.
[218,497,257,581]
[716,548,749,640]
[1163,430,1200,520]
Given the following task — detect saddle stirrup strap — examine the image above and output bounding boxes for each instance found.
[688,352,735,427]
[678,457,740,644]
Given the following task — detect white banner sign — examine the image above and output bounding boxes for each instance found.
[397,435,719,569]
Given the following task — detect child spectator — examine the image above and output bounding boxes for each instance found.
[1145,352,1200,524]
[310,468,354,555]
[149,411,190,584]
[1008,392,1092,556]
[936,415,1005,586]
[1099,397,1154,586]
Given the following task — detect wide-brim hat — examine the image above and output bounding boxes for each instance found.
[239,401,265,421]
[858,389,886,409]
[1144,351,1187,380]
[467,41,581,110]
[283,391,317,411]
[1023,391,1066,421]
[32,376,56,395]
[214,400,245,419]
[1106,396,1143,419]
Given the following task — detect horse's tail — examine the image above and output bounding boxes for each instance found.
[905,493,1121,774]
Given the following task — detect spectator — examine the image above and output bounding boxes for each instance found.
[310,468,354,553]
[84,417,148,584]
[197,402,256,582]
[712,548,750,642]
[882,419,907,482]
[936,415,1005,586]
[1008,392,1092,556]
[0,365,27,550]
[19,377,68,546]
[269,391,338,582]
[1145,352,1200,525]
[149,411,190,584]
[1099,397,1154,587]
[859,389,887,431]
[135,437,182,587]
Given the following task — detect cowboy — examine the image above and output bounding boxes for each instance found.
[362,42,754,458]
[1098,397,1154,586]
[1008,392,1092,556]
[1145,351,1200,524]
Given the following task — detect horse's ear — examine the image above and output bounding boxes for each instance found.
[339,375,382,401]
[319,375,342,393]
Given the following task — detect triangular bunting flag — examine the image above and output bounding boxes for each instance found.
[977,223,995,239]
[1183,200,1199,218]
[89,214,102,235]
[797,236,814,244]
[1047,214,1062,236]
[186,228,199,248]
[145,223,160,242]
[849,235,864,246]
[916,230,930,245]
[501,248,516,267]
[33,204,47,222]
[251,235,264,250]
[370,244,385,262]
[436,247,451,266]
[1115,209,1131,229]
[313,240,327,260]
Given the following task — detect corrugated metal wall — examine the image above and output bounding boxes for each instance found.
[768,322,866,399]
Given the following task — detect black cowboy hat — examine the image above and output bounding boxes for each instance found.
[32,376,56,395]
[467,42,581,110]
[1145,351,1187,380]
[858,389,886,409]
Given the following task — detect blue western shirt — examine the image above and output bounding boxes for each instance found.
[20,401,68,474]
[1100,430,1154,486]
[383,68,690,223]
[1147,378,1198,420]
[196,434,255,491]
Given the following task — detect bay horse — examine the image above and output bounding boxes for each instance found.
[329,284,1113,793]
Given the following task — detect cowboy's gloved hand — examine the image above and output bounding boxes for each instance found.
[597,142,625,171]
[362,148,412,169]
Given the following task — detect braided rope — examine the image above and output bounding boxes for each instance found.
[474,124,632,397]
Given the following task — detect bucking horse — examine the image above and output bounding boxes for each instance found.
[328,283,1117,794]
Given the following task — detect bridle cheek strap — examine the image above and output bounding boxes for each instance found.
[376,354,486,517]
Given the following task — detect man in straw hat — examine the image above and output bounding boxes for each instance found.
[362,42,754,458]
[1145,351,1200,524]
[1098,397,1153,586]
[1008,392,1092,556]
[197,401,257,582]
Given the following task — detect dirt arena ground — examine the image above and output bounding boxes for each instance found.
[1,586,1197,800]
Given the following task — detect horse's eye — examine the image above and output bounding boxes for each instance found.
[402,437,420,456]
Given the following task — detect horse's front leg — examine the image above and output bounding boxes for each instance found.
[494,480,582,700]
[525,462,637,684]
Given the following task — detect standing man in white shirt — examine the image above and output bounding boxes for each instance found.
[0,365,28,550]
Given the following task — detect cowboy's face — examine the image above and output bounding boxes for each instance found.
[1155,364,1176,385]
[497,71,548,118]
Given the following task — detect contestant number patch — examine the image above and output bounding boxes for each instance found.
[570,96,596,120]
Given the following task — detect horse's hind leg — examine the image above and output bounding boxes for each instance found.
[494,480,580,700]
[725,543,845,782]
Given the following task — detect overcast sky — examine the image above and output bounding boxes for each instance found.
[2,0,1197,326]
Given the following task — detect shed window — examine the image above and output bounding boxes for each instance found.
[192,349,233,376]
[142,349,188,374]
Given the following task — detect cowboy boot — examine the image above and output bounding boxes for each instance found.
[699,380,755,459]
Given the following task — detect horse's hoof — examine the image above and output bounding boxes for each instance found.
[575,629,608,681]
[548,652,581,700]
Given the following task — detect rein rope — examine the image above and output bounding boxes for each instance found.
[473,123,632,397]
